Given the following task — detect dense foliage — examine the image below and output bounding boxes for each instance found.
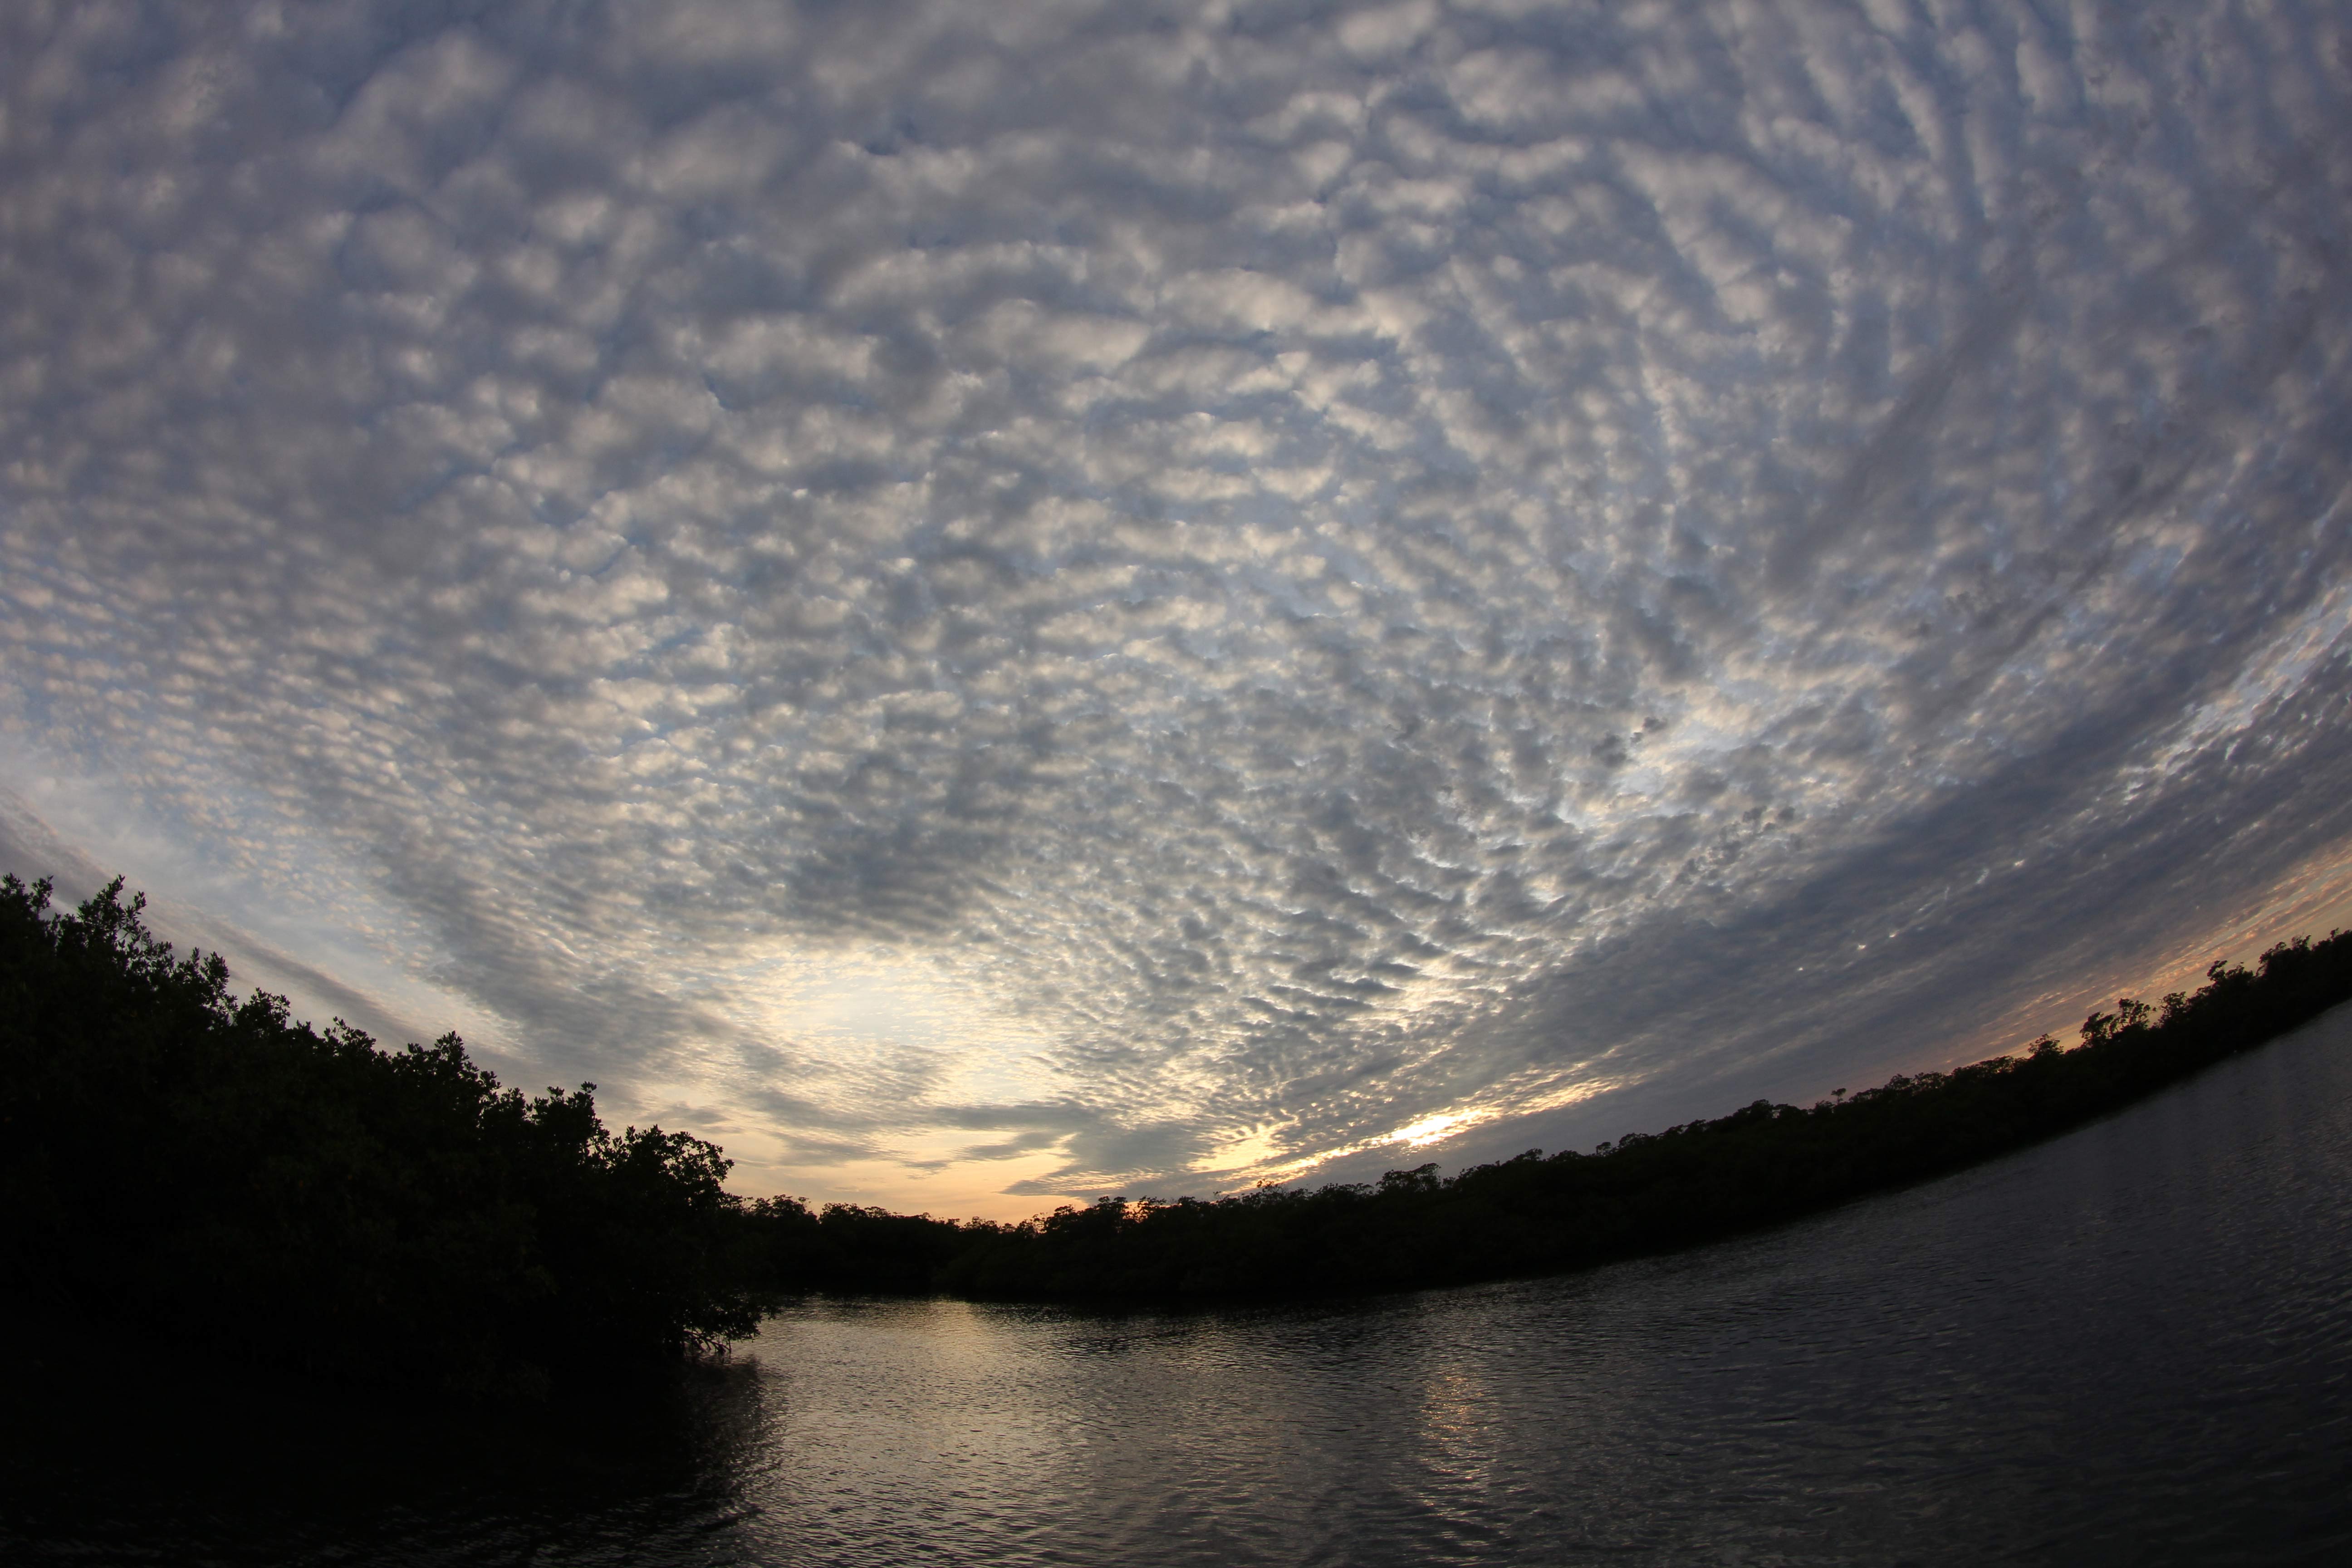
[0,876,758,1397]
[902,930,2352,1299]
[9,870,2351,1391]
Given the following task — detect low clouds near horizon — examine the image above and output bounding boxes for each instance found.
[5,0,2351,1215]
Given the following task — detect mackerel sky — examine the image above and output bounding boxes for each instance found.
[5,0,2351,1216]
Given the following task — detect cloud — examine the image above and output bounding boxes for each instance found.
[2,0,2349,1214]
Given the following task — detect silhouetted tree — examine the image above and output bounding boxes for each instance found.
[12,870,2351,1364]
[0,876,758,1398]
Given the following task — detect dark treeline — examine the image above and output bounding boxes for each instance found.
[0,876,758,1397]
[9,872,2352,1396]
[748,927,2352,1301]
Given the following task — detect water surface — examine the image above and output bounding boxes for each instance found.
[9,1007,2352,1565]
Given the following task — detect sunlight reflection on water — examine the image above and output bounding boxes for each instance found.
[715,1008,2352,1565]
[7,1007,2352,1565]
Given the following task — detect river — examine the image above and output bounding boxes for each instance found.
[8,1005,2351,1565]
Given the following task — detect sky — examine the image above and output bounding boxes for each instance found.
[4,0,2351,1219]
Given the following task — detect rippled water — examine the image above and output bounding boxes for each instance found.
[10,1008,2352,1566]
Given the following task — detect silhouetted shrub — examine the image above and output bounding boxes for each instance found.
[0,876,758,1397]
[921,930,2352,1302]
[12,871,2350,1364]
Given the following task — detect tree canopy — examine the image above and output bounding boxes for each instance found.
[0,875,757,1398]
[7,870,2348,1397]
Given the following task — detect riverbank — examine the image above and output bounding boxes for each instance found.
[14,1004,2349,1565]
[10,869,2350,1388]
[745,931,2352,1302]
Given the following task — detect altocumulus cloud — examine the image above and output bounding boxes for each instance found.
[3,0,2351,1213]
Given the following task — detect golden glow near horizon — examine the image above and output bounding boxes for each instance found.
[4,2,2352,1218]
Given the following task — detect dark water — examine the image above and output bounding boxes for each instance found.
[9,1009,2352,1566]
